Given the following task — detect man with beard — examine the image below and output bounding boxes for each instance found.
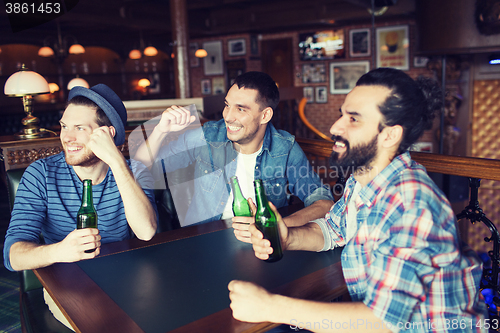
[133,71,333,233]
[228,68,487,332]
[4,84,157,272]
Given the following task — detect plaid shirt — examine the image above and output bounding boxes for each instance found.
[320,152,488,332]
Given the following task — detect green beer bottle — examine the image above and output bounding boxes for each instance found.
[254,179,283,262]
[230,176,252,217]
[77,179,98,253]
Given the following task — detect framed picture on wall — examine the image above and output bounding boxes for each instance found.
[302,63,326,83]
[212,77,225,95]
[330,61,370,94]
[201,79,211,95]
[228,38,246,56]
[315,86,328,103]
[203,40,224,75]
[376,25,409,70]
[303,87,314,103]
[349,28,370,57]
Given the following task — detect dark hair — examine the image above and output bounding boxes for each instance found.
[67,95,112,127]
[356,68,443,155]
[232,71,280,111]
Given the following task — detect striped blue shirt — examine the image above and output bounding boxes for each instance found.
[3,152,157,271]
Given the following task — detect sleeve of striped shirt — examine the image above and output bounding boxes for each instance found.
[3,161,48,271]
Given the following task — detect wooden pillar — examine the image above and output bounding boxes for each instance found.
[170,0,191,98]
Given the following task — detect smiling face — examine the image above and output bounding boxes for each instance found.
[60,104,101,167]
[222,85,271,153]
[329,85,391,173]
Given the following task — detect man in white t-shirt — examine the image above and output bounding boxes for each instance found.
[133,71,333,240]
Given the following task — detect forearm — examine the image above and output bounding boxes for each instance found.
[269,297,391,333]
[133,126,168,168]
[283,199,333,227]
[9,241,59,271]
[109,158,157,240]
[286,222,325,252]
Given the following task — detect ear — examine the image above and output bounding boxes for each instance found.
[260,107,273,125]
[109,126,116,138]
[379,124,403,150]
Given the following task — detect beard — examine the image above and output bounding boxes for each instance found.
[64,147,100,167]
[329,134,378,176]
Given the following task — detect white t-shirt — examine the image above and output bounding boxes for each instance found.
[221,146,262,219]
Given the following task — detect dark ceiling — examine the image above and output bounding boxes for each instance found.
[0,0,416,58]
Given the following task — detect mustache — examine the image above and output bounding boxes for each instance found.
[331,135,349,147]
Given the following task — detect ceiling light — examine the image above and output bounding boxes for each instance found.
[38,46,55,57]
[129,49,142,60]
[67,77,89,90]
[144,46,158,56]
[195,48,208,58]
[138,78,151,88]
[48,83,60,93]
[69,44,86,55]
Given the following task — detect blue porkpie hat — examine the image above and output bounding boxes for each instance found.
[68,84,127,146]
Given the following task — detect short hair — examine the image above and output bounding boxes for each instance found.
[66,95,112,128]
[356,68,443,155]
[232,71,280,111]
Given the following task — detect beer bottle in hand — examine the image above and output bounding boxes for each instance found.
[77,179,98,253]
[230,176,252,217]
[254,179,283,262]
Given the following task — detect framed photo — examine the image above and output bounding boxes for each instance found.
[203,40,224,75]
[330,61,370,94]
[189,42,200,67]
[302,63,326,83]
[228,38,246,56]
[201,79,211,95]
[303,87,314,103]
[315,86,328,103]
[413,56,429,68]
[149,73,160,94]
[212,77,225,95]
[349,28,370,57]
[376,25,409,70]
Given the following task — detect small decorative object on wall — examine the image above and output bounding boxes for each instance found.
[189,42,200,67]
[250,34,259,55]
[413,56,429,68]
[203,41,224,75]
[376,25,409,70]
[303,87,314,103]
[212,77,225,95]
[315,86,328,103]
[226,59,246,88]
[228,38,246,56]
[201,79,211,95]
[330,61,370,94]
[148,73,160,94]
[302,63,326,83]
[349,28,370,57]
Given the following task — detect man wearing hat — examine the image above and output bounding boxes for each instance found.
[3,84,158,272]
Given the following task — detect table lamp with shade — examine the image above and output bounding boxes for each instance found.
[4,64,52,139]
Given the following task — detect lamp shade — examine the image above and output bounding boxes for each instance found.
[38,46,55,57]
[138,78,151,88]
[67,77,89,90]
[48,83,60,93]
[129,49,142,60]
[4,67,50,96]
[195,48,208,58]
[69,44,86,55]
[144,46,158,56]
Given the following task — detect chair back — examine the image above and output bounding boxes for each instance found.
[5,168,44,292]
[6,168,25,211]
